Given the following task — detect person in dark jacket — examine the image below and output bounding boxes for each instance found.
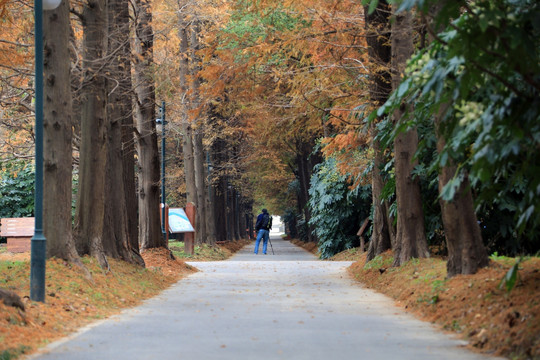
[254,208,272,254]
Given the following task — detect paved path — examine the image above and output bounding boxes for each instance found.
[31,236,498,360]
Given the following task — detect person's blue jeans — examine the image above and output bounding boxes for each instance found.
[254,229,269,254]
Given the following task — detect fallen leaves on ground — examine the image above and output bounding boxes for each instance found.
[0,240,250,358]
[290,239,539,359]
[347,250,540,360]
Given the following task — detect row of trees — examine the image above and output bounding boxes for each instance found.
[0,0,255,269]
[196,0,539,277]
[1,0,538,276]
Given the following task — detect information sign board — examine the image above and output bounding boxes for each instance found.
[168,208,195,233]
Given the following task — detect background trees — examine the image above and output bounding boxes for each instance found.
[0,0,538,276]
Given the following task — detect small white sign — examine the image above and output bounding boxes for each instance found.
[168,208,195,233]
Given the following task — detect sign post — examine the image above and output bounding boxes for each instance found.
[168,207,195,255]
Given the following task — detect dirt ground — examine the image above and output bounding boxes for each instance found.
[294,241,540,360]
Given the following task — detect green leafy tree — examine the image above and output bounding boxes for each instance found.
[308,157,371,259]
[0,162,34,218]
[372,0,540,263]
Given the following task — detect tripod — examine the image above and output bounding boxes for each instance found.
[268,236,275,255]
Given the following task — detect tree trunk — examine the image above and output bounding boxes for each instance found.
[193,130,207,244]
[133,0,163,250]
[425,4,489,277]
[212,140,226,242]
[296,142,317,242]
[102,0,144,266]
[178,4,197,211]
[190,21,208,244]
[367,138,392,261]
[391,7,429,266]
[43,0,80,264]
[74,0,109,269]
[114,0,139,254]
[435,106,489,277]
[205,150,217,245]
[364,0,393,262]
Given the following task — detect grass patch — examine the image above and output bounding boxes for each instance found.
[169,239,252,261]
[0,345,31,360]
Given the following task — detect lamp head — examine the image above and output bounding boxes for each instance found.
[43,0,62,10]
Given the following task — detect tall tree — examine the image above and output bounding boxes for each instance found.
[178,1,197,211]
[191,21,208,244]
[43,0,80,264]
[426,3,489,276]
[103,0,144,265]
[205,150,217,245]
[364,1,394,261]
[391,6,429,266]
[74,0,109,269]
[133,0,164,250]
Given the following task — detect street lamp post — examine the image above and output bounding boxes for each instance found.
[156,101,166,243]
[30,0,62,302]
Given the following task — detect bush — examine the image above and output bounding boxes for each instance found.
[308,157,371,259]
[0,161,34,218]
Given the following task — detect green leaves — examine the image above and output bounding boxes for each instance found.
[0,162,35,218]
[308,157,371,259]
[366,0,540,254]
[499,257,523,293]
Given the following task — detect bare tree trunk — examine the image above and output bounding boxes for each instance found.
[205,151,217,245]
[213,140,227,242]
[391,7,429,266]
[101,0,144,266]
[43,0,81,265]
[191,22,208,244]
[133,0,163,250]
[178,2,197,209]
[367,138,392,261]
[364,0,393,262]
[435,106,489,277]
[194,130,207,243]
[114,0,139,254]
[74,0,109,269]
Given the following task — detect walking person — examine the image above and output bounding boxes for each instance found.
[254,208,272,254]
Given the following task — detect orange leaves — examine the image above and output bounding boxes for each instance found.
[321,130,372,188]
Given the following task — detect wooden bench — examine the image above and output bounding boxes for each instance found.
[0,218,34,253]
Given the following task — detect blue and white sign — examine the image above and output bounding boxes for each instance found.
[168,208,195,233]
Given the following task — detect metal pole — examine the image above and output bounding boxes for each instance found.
[30,0,46,302]
[160,101,166,243]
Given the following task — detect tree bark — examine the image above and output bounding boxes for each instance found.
[74,0,109,269]
[391,7,429,266]
[102,0,144,266]
[435,106,489,277]
[364,1,393,261]
[178,3,197,211]
[133,0,163,250]
[190,21,208,244]
[113,0,139,254]
[205,150,217,245]
[43,0,80,265]
[425,4,489,276]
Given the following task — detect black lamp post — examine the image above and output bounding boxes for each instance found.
[30,0,62,302]
[156,101,166,242]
